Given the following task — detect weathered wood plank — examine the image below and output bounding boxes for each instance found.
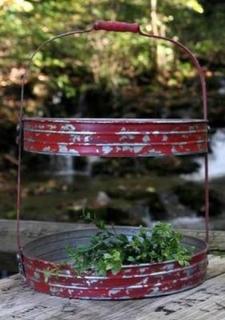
[0,255,225,320]
[1,219,225,253]
[0,219,92,253]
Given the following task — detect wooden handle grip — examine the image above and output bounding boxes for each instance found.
[94,21,140,33]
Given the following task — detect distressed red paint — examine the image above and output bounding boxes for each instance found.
[20,228,208,300]
[23,118,208,157]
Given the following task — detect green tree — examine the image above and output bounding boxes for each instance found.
[0,0,224,122]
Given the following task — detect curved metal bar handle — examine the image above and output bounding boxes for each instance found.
[17,21,209,254]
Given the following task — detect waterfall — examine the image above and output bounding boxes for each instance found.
[48,90,101,181]
[50,155,75,184]
[183,129,225,181]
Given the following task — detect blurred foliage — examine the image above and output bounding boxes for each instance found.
[0,0,224,115]
[0,0,225,171]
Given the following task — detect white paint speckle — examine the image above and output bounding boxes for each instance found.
[59,145,68,153]
[120,135,135,141]
[162,135,168,142]
[133,146,144,153]
[72,135,81,142]
[171,146,178,154]
[102,145,113,154]
[139,268,147,273]
[122,146,133,152]
[142,277,148,284]
[152,286,160,293]
[108,288,123,296]
[84,136,90,142]
[69,149,80,156]
[147,149,163,156]
[62,124,76,131]
[143,135,150,143]
[33,272,40,280]
[49,124,56,130]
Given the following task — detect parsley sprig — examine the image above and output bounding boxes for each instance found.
[66,213,192,275]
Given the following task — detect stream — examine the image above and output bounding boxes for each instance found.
[173,128,225,230]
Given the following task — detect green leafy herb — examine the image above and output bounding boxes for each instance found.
[66,217,192,276]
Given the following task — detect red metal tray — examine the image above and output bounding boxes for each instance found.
[20,227,208,300]
[23,118,208,157]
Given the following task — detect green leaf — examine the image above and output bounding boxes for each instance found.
[65,221,192,275]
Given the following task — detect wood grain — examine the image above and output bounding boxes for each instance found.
[0,219,224,253]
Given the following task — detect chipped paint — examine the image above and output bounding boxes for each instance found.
[121,146,134,152]
[68,149,80,156]
[72,135,81,142]
[23,118,208,156]
[143,135,150,143]
[102,145,113,155]
[62,124,76,131]
[120,127,127,133]
[33,271,41,280]
[171,146,178,154]
[42,146,51,152]
[108,288,123,296]
[120,134,135,141]
[84,136,90,142]
[133,146,144,153]
[59,145,68,153]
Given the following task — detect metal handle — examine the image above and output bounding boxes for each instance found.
[19,21,208,120]
[17,21,209,253]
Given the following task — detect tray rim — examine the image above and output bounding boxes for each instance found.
[23,117,208,124]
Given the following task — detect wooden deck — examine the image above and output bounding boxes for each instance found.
[1,220,225,319]
[1,255,225,319]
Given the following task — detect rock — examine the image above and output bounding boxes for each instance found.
[107,186,168,221]
[94,191,111,207]
[66,198,88,221]
[144,157,200,175]
[97,207,144,226]
[173,182,223,217]
[92,158,146,177]
[107,188,154,200]
[145,191,168,221]
[92,157,200,178]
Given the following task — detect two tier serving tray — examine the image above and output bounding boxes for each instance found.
[16,21,209,300]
